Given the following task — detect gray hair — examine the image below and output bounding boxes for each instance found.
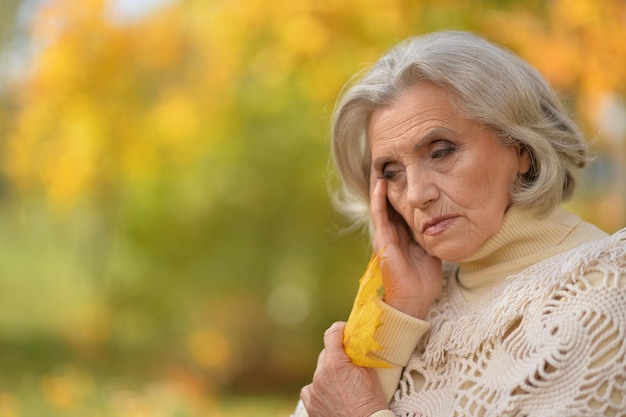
[331,30,588,228]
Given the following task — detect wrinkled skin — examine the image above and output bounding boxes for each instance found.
[300,322,388,417]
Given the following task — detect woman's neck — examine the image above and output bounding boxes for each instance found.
[456,205,603,294]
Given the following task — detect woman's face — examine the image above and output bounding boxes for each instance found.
[368,82,530,262]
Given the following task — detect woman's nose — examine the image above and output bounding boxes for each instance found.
[406,166,439,209]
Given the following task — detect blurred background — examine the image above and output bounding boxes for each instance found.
[0,0,624,415]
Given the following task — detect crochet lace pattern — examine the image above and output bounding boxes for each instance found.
[391,229,626,417]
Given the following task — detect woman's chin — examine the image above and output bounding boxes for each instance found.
[425,242,477,263]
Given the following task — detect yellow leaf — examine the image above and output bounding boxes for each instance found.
[343,249,391,368]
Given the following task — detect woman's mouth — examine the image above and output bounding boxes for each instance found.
[421,215,459,236]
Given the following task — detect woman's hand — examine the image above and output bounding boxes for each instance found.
[300,322,388,417]
[371,176,442,319]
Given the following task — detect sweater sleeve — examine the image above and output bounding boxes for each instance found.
[370,411,397,417]
[372,297,431,402]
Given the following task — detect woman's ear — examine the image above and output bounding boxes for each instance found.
[517,145,532,175]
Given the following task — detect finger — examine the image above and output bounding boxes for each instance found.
[371,179,408,255]
[369,159,380,191]
[370,179,391,249]
[315,348,326,368]
[300,384,311,406]
[322,322,351,361]
[323,321,346,348]
[372,177,418,247]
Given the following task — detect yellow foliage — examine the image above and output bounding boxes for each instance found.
[40,367,92,410]
[279,15,329,57]
[343,249,391,368]
[187,327,232,370]
[150,89,200,145]
[484,0,626,127]
[0,392,19,417]
[0,0,624,222]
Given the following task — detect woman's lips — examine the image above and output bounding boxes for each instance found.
[421,215,459,236]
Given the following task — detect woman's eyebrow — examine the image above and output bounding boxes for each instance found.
[413,127,455,152]
[371,127,456,168]
[372,155,393,169]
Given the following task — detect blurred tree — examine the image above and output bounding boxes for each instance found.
[0,0,22,61]
[0,0,623,397]
[0,0,25,197]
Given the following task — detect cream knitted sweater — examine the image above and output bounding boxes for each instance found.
[369,206,626,417]
[293,207,626,416]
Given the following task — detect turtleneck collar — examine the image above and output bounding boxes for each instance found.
[456,205,584,292]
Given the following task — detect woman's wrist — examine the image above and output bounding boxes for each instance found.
[383,295,430,319]
[354,400,389,417]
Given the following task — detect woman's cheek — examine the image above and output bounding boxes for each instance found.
[390,192,413,230]
[386,186,404,213]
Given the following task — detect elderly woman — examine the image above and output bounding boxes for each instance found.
[294,31,626,417]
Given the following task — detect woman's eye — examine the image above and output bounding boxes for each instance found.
[430,143,456,159]
[380,169,398,180]
[378,164,401,180]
